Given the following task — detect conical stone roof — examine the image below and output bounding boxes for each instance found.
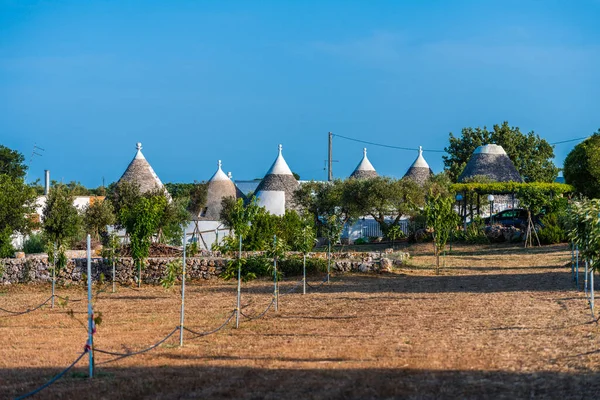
[118,142,168,194]
[199,160,245,221]
[403,146,433,185]
[255,144,299,216]
[458,144,523,182]
[350,148,378,179]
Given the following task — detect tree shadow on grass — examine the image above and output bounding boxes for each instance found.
[3,365,600,399]
[204,270,584,294]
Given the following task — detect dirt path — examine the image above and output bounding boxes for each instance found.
[1,244,598,399]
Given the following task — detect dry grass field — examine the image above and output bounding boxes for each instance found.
[1,243,599,399]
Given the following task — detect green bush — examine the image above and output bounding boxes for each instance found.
[278,256,327,276]
[353,238,368,245]
[221,255,272,282]
[455,217,489,244]
[221,255,328,281]
[23,233,45,254]
[537,213,567,245]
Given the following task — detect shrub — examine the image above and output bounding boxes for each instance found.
[22,233,45,254]
[456,217,489,244]
[537,213,567,245]
[278,256,327,276]
[221,255,272,282]
[353,238,368,245]
[161,260,182,289]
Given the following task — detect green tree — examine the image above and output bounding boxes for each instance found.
[443,121,559,183]
[0,175,38,256]
[343,177,424,237]
[424,193,460,275]
[121,193,168,286]
[516,185,550,247]
[294,180,358,240]
[187,182,208,216]
[83,199,116,241]
[219,196,261,240]
[42,184,82,248]
[563,131,600,199]
[0,145,27,179]
[107,181,142,229]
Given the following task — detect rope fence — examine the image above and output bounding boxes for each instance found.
[183,310,236,338]
[9,231,340,399]
[95,327,180,365]
[15,347,88,400]
[240,298,275,321]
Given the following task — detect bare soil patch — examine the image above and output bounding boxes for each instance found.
[1,243,598,399]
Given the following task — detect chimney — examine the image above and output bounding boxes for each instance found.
[44,170,50,195]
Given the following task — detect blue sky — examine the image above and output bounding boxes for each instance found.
[1,0,599,187]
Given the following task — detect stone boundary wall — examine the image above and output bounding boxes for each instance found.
[0,252,409,286]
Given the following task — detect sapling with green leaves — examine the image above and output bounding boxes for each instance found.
[424,193,460,275]
[293,218,316,294]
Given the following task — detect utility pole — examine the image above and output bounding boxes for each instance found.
[328,132,333,181]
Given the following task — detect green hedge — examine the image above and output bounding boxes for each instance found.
[450,182,574,195]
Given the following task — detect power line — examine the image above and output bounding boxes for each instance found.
[332,133,446,153]
[550,137,589,145]
[332,133,589,152]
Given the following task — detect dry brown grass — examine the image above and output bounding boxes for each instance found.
[1,243,599,399]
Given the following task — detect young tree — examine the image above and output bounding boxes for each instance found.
[0,175,38,257]
[563,130,600,199]
[107,181,142,229]
[424,193,460,275]
[42,184,82,269]
[83,199,116,241]
[42,184,82,247]
[444,122,559,183]
[516,185,549,247]
[120,193,167,287]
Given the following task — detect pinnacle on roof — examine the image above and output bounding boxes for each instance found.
[403,146,433,185]
[209,160,230,182]
[350,148,378,179]
[265,144,293,176]
[255,144,299,216]
[118,142,168,194]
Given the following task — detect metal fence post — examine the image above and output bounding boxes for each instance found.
[51,242,56,308]
[303,253,306,295]
[180,229,186,346]
[576,246,579,288]
[327,240,331,283]
[591,267,595,315]
[112,244,116,293]
[236,234,242,329]
[585,259,589,296]
[273,235,278,312]
[86,235,94,379]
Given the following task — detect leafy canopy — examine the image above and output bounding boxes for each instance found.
[0,175,38,257]
[563,130,600,199]
[42,184,82,248]
[0,145,27,180]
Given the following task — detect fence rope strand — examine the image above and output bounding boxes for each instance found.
[183,310,236,338]
[95,327,180,364]
[15,348,88,400]
[0,296,53,316]
[240,298,275,320]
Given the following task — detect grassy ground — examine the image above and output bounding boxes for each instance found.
[1,243,599,399]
